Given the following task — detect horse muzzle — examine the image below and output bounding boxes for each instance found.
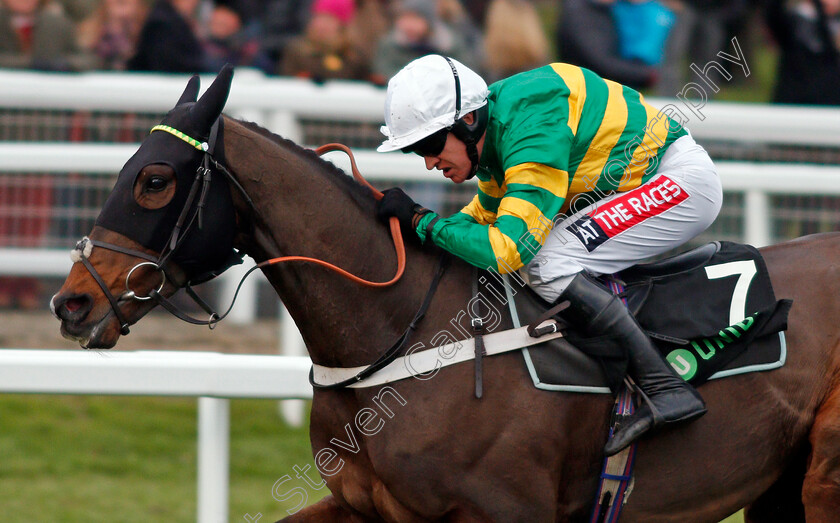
[51,268,159,349]
[51,290,119,349]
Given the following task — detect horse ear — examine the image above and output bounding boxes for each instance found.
[177,75,201,105]
[192,65,234,132]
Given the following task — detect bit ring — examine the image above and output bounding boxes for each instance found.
[125,262,166,301]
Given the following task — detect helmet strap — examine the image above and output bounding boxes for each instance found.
[465,142,480,179]
[451,104,489,179]
[443,56,462,121]
[441,55,487,178]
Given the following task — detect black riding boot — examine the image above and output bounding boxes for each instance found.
[557,273,707,456]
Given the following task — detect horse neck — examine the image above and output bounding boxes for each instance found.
[222,117,442,367]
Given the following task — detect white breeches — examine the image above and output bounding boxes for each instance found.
[524,134,723,302]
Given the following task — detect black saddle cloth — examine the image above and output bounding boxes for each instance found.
[483,241,792,394]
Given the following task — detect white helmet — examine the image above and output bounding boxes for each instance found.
[378,55,489,153]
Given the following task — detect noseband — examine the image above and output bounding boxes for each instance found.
[70,121,254,334]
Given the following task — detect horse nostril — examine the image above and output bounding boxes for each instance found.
[54,293,93,322]
[64,298,83,313]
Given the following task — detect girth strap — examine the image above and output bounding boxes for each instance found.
[311,321,565,387]
[470,268,486,399]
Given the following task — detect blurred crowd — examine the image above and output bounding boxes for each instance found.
[1,0,839,310]
[0,0,837,104]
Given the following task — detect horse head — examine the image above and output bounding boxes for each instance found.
[51,66,242,348]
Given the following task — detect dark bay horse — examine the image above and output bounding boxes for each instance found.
[51,68,840,522]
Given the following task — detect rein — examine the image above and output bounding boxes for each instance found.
[259,143,406,288]
[72,128,409,334]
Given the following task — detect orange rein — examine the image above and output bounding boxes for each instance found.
[254,143,406,287]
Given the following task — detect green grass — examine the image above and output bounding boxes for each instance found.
[0,395,323,522]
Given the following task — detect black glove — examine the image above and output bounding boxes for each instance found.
[375,188,430,233]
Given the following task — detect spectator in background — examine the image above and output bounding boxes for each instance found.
[483,0,550,82]
[127,0,206,73]
[655,0,746,97]
[438,0,485,68]
[347,0,390,66]
[220,0,259,22]
[373,0,481,209]
[77,0,147,70]
[204,1,273,73]
[280,0,372,81]
[766,0,840,105]
[0,0,95,70]
[373,0,479,83]
[612,0,675,67]
[460,0,493,27]
[57,0,97,21]
[261,0,312,68]
[557,0,660,90]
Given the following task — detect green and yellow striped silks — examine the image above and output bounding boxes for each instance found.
[417,63,687,273]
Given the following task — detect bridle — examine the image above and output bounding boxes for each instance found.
[71,122,409,336]
[71,119,249,333]
[73,120,448,390]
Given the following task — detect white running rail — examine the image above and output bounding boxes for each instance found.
[0,349,312,523]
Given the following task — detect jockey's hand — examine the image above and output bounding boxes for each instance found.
[376,188,431,234]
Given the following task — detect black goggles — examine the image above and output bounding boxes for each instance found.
[401,127,450,157]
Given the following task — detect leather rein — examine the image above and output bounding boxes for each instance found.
[71,127,411,335]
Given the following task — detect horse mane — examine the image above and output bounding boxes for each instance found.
[233,118,376,207]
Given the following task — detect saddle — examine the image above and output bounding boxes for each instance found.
[311,241,791,392]
[482,241,793,394]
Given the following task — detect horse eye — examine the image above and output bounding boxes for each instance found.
[146,176,169,192]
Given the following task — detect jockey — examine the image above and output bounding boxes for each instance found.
[375,54,723,456]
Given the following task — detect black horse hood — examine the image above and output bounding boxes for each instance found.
[95,65,239,280]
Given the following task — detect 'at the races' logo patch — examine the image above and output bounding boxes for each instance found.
[567,175,689,252]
